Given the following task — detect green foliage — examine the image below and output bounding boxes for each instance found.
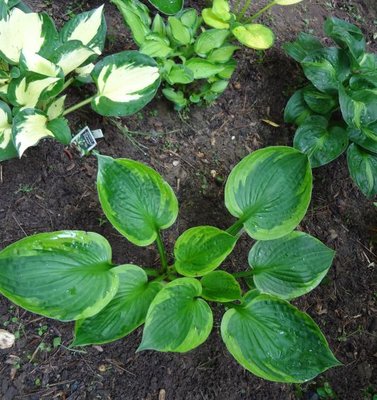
[112,0,302,110]
[0,5,160,162]
[0,146,340,383]
[284,17,377,198]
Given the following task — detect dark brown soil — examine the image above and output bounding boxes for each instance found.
[1,0,377,399]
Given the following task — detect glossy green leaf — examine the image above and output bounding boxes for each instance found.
[73,264,162,346]
[194,29,229,57]
[201,271,241,302]
[112,0,151,46]
[221,293,340,383]
[283,32,323,63]
[232,24,274,50]
[174,226,237,277]
[347,143,377,198]
[60,6,106,55]
[293,116,348,168]
[0,99,16,161]
[148,0,183,15]
[284,89,313,125]
[97,154,178,246]
[302,85,338,114]
[46,117,71,145]
[0,231,119,321]
[202,8,230,30]
[339,86,377,129]
[248,231,335,300]
[225,146,312,240]
[168,16,191,45]
[348,124,377,154]
[185,58,224,79]
[324,17,365,61]
[139,278,213,352]
[92,51,160,117]
[302,48,350,93]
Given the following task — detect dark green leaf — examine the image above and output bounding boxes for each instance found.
[348,124,377,154]
[201,271,241,302]
[302,84,338,114]
[284,89,313,125]
[148,0,183,15]
[47,117,71,145]
[283,32,323,62]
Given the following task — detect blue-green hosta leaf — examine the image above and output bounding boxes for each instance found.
[221,293,340,383]
[339,86,377,129]
[324,17,365,61]
[347,143,377,198]
[73,264,162,346]
[293,116,348,168]
[194,29,229,57]
[0,8,58,64]
[202,8,230,30]
[225,146,312,240]
[60,6,106,55]
[167,16,191,45]
[8,75,62,109]
[302,84,338,115]
[92,51,160,117]
[284,89,313,125]
[232,24,274,50]
[111,0,151,46]
[52,41,96,76]
[248,231,335,300]
[302,48,350,93]
[97,154,178,246]
[12,109,71,157]
[174,226,237,277]
[283,32,323,63]
[185,58,224,79]
[0,231,119,321]
[348,124,377,154]
[138,278,213,352]
[201,271,241,302]
[148,0,183,15]
[19,51,62,78]
[0,99,16,161]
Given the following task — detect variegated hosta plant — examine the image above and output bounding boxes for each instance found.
[0,146,341,383]
[0,3,160,162]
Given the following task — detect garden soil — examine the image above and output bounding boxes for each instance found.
[1,0,377,399]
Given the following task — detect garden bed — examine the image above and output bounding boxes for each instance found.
[0,0,377,399]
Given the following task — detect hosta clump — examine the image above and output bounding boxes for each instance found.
[284,17,377,198]
[0,3,160,162]
[0,146,340,383]
[112,0,303,110]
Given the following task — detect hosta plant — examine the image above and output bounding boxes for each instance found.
[0,146,340,383]
[112,0,303,110]
[0,3,160,162]
[284,17,377,198]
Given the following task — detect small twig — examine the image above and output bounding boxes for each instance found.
[12,213,27,236]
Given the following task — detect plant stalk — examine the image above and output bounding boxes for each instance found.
[247,0,276,22]
[237,0,253,20]
[232,270,254,278]
[62,95,94,116]
[156,230,168,273]
[226,219,245,236]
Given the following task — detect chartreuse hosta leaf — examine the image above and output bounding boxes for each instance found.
[60,5,106,55]
[293,116,348,168]
[92,51,160,117]
[347,143,377,198]
[0,8,57,64]
[97,154,178,246]
[0,231,119,321]
[46,95,66,120]
[138,278,213,352]
[225,146,312,240]
[202,8,230,30]
[221,293,340,383]
[248,231,335,300]
[232,24,275,50]
[201,271,241,302]
[12,109,71,157]
[73,265,162,346]
[194,29,229,57]
[148,0,183,15]
[174,226,237,277]
[0,100,16,161]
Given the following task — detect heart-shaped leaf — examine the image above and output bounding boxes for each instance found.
[0,231,119,321]
[73,264,162,346]
[302,85,338,114]
[97,154,178,246]
[221,293,340,382]
[174,226,237,277]
[284,89,313,125]
[225,146,312,240]
[201,271,241,302]
[139,278,213,352]
[248,231,335,299]
[92,51,160,117]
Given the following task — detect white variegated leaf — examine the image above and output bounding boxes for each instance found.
[0,100,17,161]
[92,51,160,116]
[47,95,66,120]
[60,6,106,55]
[0,8,57,64]
[75,62,95,83]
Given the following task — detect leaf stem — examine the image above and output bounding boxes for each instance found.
[156,230,168,273]
[246,0,276,22]
[237,0,253,20]
[62,95,95,116]
[226,219,245,236]
[232,270,254,279]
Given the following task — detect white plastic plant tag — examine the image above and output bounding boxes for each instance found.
[92,129,104,139]
[71,126,97,156]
